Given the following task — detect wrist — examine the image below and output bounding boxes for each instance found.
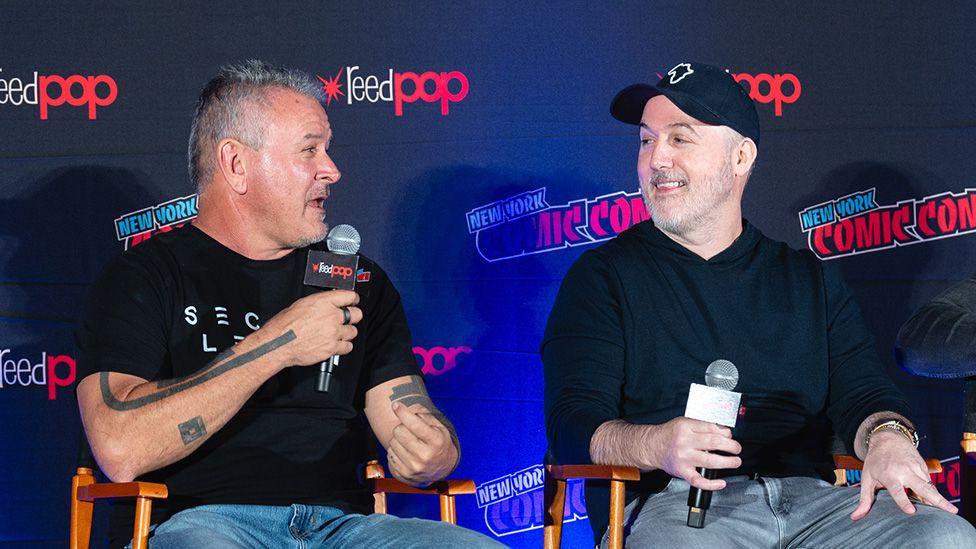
[639,423,664,471]
[865,419,919,451]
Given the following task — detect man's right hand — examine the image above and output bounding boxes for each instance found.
[648,417,742,491]
[260,290,363,366]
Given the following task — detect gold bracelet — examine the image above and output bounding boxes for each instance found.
[866,420,919,449]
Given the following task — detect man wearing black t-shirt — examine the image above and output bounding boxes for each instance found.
[542,62,976,547]
[76,60,501,548]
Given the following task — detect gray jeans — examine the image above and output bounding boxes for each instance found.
[603,475,976,549]
[126,503,505,549]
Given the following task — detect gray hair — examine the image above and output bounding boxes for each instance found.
[723,126,757,180]
[188,59,326,191]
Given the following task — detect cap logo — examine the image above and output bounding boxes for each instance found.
[667,63,694,84]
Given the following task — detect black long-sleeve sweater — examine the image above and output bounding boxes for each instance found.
[542,219,911,542]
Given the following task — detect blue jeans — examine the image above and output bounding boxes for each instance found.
[134,503,506,548]
[605,476,976,548]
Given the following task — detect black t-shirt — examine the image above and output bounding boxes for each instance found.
[76,225,419,546]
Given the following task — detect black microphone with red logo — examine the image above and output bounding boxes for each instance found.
[683,359,742,528]
[303,224,361,392]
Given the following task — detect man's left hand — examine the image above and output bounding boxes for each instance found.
[387,401,459,486]
[851,431,958,519]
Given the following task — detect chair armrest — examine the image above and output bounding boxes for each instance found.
[371,478,475,496]
[547,464,641,482]
[963,432,976,455]
[77,482,168,502]
[833,454,943,474]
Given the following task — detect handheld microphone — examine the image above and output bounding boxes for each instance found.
[683,359,741,528]
[302,224,361,393]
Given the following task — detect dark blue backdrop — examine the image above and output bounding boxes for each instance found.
[2,2,975,547]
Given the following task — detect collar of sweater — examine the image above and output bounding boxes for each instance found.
[639,218,761,266]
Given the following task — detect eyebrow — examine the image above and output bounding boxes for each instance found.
[300,132,333,147]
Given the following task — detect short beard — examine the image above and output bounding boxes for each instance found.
[644,159,734,238]
[293,222,329,249]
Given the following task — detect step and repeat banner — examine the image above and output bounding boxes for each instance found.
[2,3,975,547]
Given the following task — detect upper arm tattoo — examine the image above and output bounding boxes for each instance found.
[100,330,297,411]
[389,375,460,451]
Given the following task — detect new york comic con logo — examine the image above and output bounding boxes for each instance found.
[0,67,118,119]
[799,187,976,259]
[477,464,587,537]
[114,194,199,249]
[316,66,468,116]
[466,187,650,262]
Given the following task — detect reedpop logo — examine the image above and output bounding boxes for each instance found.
[731,71,801,117]
[413,346,471,376]
[0,349,76,400]
[317,66,469,116]
[656,64,802,116]
[0,68,118,119]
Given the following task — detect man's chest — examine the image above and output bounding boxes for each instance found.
[166,266,304,375]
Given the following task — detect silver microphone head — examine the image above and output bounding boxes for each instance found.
[705,359,738,391]
[327,224,361,255]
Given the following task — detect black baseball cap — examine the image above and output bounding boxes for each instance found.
[610,62,760,145]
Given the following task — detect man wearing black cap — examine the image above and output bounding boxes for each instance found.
[542,62,976,547]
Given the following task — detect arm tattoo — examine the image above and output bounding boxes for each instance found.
[390,375,460,452]
[178,416,207,445]
[100,330,297,411]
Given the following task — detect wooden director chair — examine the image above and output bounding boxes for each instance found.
[70,459,475,549]
[543,455,947,549]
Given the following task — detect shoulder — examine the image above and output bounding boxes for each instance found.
[753,228,827,279]
[91,226,200,303]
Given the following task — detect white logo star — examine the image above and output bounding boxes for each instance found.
[668,63,694,84]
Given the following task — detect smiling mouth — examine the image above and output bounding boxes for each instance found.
[653,180,685,190]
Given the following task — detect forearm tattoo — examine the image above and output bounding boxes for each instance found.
[100,330,297,411]
[178,416,207,445]
[390,375,460,452]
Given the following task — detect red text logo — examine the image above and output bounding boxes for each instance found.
[413,346,471,376]
[40,74,118,120]
[732,72,801,117]
[0,69,118,120]
[318,66,469,117]
[394,71,469,116]
[311,263,354,279]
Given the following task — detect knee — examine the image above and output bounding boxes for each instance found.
[906,511,976,546]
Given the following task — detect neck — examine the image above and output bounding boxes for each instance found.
[659,206,744,261]
[193,183,293,261]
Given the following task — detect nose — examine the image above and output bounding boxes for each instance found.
[317,152,341,184]
[649,141,673,171]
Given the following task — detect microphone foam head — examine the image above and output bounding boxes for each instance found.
[327,224,361,255]
[705,359,739,391]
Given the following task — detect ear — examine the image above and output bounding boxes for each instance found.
[733,138,758,178]
[216,138,248,195]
